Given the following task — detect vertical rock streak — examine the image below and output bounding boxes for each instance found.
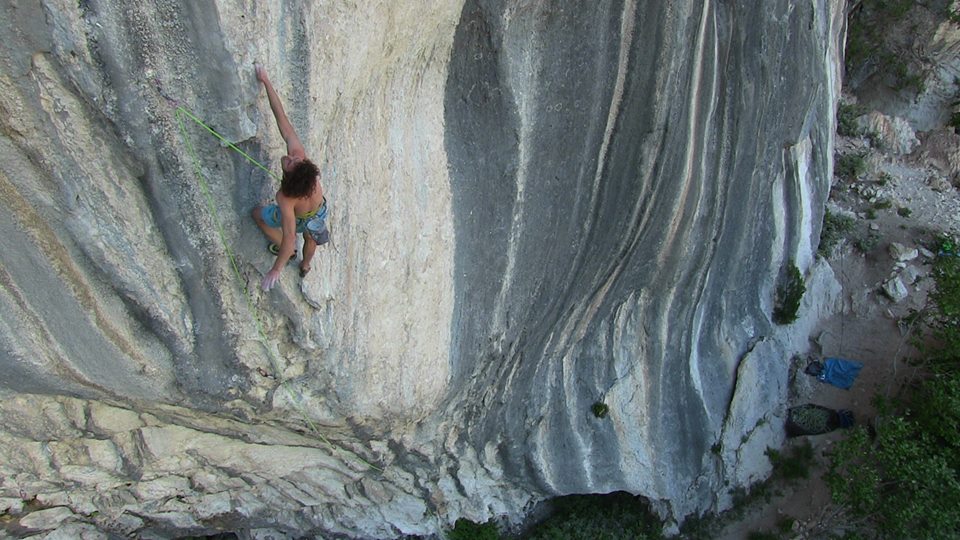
[679,0,722,434]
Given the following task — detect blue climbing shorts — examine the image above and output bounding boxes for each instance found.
[260,199,329,245]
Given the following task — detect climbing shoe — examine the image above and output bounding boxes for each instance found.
[267,243,297,263]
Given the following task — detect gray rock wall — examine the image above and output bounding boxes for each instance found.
[443,0,844,514]
[0,0,845,537]
[0,0,459,419]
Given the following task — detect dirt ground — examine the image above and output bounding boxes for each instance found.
[713,125,959,539]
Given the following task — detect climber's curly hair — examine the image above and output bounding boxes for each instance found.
[280,159,319,199]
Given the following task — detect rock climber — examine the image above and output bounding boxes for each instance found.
[251,64,329,291]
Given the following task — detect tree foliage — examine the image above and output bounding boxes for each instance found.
[448,518,499,540]
[827,376,960,538]
[818,210,857,258]
[524,493,662,540]
[773,263,806,325]
[845,0,928,93]
[927,237,960,369]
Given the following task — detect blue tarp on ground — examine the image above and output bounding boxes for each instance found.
[817,357,864,390]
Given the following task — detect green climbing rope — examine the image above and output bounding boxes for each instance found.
[176,107,281,182]
[174,106,382,473]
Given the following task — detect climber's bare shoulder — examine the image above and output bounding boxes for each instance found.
[275,182,324,217]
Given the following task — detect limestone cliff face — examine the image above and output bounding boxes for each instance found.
[0,0,844,537]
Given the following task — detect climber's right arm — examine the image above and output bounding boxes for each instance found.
[255,64,306,159]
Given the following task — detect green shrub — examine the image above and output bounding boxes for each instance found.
[449,519,499,540]
[854,233,880,253]
[818,211,857,257]
[837,103,866,136]
[950,5,960,24]
[949,111,960,133]
[836,153,868,180]
[591,402,609,418]
[524,493,662,540]
[846,0,926,94]
[891,59,926,94]
[873,199,892,210]
[776,516,796,534]
[766,442,816,481]
[678,481,778,539]
[897,206,912,217]
[827,379,960,538]
[927,236,960,369]
[773,263,805,325]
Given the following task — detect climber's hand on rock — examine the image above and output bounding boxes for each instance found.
[255,64,269,84]
[261,269,281,291]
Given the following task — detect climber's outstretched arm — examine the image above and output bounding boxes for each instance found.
[255,64,306,160]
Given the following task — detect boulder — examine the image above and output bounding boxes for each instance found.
[35,522,108,540]
[916,128,960,177]
[929,175,954,193]
[882,277,910,303]
[243,529,296,540]
[856,111,920,154]
[0,497,24,515]
[889,242,919,262]
[18,507,77,531]
[903,265,923,285]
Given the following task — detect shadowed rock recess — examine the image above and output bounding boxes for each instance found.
[0,0,844,537]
